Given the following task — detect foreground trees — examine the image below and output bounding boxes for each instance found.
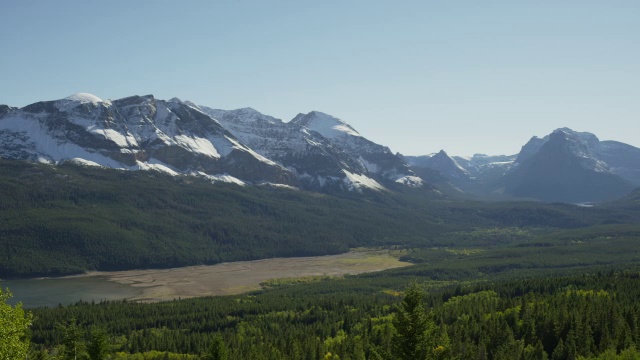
[20,270,640,359]
[203,334,228,360]
[87,327,109,360]
[392,281,438,360]
[0,287,32,360]
[392,281,453,360]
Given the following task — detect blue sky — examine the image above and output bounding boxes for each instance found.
[1,1,638,156]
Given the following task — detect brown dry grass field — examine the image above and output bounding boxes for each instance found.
[81,248,411,302]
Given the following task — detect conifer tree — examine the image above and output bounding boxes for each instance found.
[87,327,109,360]
[392,281,437,360]
[204,334,228,360]
[59,318,86,360]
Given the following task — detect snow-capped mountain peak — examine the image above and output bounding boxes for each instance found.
[424,150,469,179]
[0,94,427,194]
[290,111,361,139]
[514,128,606,172]
[56,93,106,112]
[64,93,104,104]
[0,94,296,187]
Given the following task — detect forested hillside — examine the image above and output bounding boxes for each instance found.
[2,159,636,278]
[0,159,433,277]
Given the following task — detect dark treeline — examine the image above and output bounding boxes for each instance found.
[1,159,637,278]
[25,268,640,359]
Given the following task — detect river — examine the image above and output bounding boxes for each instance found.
[2,275,142,308]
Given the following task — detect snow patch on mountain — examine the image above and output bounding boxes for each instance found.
[395,175,424,187]
[67,158,104,167]
[0,114,125,168]
[258,182,299,190]
[453,154,516,173]
[193,171,246,186]
[94,128,138,148]
[174,135,221,158]
[342,170,385,191]
[134,159,180,176]
[359,157,379,173]
[225,136,278,166]
[292,111,361,139]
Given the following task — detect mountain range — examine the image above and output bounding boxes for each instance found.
[407,128,640,203]
[1,93,639,203]
[0,93,421,194]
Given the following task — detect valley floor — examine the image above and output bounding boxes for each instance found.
[72,248,411,302]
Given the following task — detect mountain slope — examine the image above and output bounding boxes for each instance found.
[599,141,640,185]
[502,129,635,203]
[197,106,380,191]
[0,94,427,193]
[290,111,418,187]
[198,107,422,192]
[0,94,293,185]
[405,152,516,199]
[406,150,470,181]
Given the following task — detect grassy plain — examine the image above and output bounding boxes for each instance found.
[80,248,411,302]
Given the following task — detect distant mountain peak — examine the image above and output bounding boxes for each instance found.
[55,93,105,112]
[200,106,283,125]
[64,93,103,103]
[405,150,469,183]
[551,127,600,145]
[514,136,547,166]
[546,128,601,161]
[291,111,361,139]
[230,107,276,120]
[237,107,260,113]
[112,94,156,108]
[502,127,637,202]
[432,151,469,176]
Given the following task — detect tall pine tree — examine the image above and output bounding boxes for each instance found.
[392,281,438,360]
